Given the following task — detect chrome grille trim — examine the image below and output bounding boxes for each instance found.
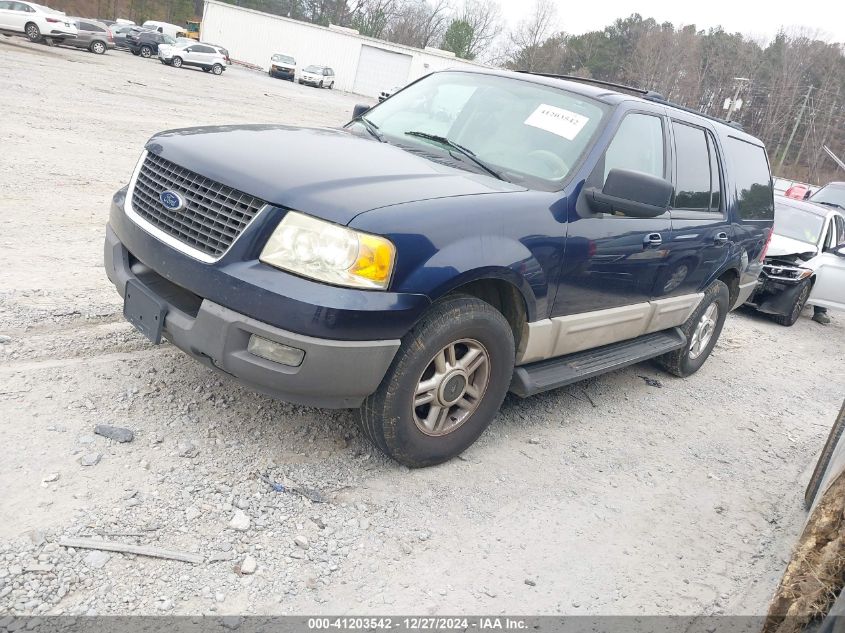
[123,150,269,263]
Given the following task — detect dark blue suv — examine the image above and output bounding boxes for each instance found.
[105,69,774,466]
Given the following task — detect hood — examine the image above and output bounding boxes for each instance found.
[145,125,524,225]
[767,233,818,258]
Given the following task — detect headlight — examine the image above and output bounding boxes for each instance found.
[259,211,395,290]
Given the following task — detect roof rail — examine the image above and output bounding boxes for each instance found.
[515,70,664,99]
[643,93,744,130]
[515,70,745,131]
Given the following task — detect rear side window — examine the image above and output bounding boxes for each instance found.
[603,113,665,182]
[672,122,711,210]
[726,137,774,220]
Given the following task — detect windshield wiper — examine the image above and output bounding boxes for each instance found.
[813,200,845,210]
[404,131,505,181]
[352,116,384,142]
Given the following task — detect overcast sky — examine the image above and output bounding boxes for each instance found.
[498,0,845,43]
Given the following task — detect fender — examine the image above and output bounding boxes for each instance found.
[398,235,545,322]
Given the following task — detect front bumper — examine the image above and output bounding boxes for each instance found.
[270,66,295,78]
[104,224,401,408]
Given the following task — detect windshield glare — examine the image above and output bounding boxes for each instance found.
[810,184,845,208]
[360,71,608,188]
[774,205,825,245]
[272,54,295,64]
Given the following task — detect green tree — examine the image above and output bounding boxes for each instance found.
[441,19,474,59]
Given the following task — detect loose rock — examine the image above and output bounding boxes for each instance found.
[79,453,102,467]
[94,424,134,443]
[229,509,250,531]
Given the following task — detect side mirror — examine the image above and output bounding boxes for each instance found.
[352,103,370,119]
[584,168,673,218]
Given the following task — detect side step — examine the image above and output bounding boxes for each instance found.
[510,328,686,397]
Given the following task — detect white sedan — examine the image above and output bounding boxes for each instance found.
[158,42,227,75]
[0,0,77,43]
[746,195,845,325]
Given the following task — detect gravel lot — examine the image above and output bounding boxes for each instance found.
[1,35,844,618]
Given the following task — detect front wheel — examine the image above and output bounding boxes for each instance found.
[90,40,106,54]
[211,63,223,75]
[772,278,812,326]
[139,45,152,58]
[25,22,41,42]
[171,56,182,68]
[358,295,515,467]
[656,280,730,377]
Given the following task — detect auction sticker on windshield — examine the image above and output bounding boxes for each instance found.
[524,104,589,140]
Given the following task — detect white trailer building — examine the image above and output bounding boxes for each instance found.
[200,0,487,97]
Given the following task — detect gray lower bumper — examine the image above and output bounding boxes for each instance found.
[104,226,400,408]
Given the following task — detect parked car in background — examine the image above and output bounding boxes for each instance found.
[808,181,845,209]
[66,17,114,54]
[105,69,775,466]
[141,19,182,38]
[127,29,175,58]
[785,183,811,200]
[298,65,335,88]
[0,1,77,44]
[269,53,296,80]
[112,23,142,48]
[746,195,845,325]
[378,85,400,102]
[174,37,229,63]
[158,41,226,74]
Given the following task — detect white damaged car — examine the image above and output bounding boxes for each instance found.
[746,191,845,325]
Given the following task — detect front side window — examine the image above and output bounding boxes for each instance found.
[603,112,664,183]
[359,71,608,190]
[726,137,774,220]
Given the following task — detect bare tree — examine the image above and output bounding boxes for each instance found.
[506,0,558,71]
[386,0,449,48]
[452,0,501,60]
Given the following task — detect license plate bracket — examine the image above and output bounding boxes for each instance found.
[123,279,167,344]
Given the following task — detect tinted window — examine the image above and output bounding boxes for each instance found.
[726,138,774,219]
[89,22,105,32]
[78,21,94,30]
[603,113,664,182]
[196,45,214,53]
[672,122,711,210]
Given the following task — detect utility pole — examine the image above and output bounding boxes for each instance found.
[777,85,813,173]
[724,77,749,123]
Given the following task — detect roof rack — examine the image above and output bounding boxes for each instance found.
[515,70,665,99]
[517,70,744,131]
[643,93,744,130]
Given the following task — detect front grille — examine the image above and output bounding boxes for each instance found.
[131,152,266,258]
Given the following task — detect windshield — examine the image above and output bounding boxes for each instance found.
[774,204,825,245]
[356,71,608,189]
[162,34,176,45]
[304,65,322,73]
[272,54,295,64]
[810,183,845,208]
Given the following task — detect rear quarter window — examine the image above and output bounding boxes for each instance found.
[726,137,774,220]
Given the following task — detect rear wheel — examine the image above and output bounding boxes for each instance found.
[358,295,514,467]
[171,56,182,68]
[90,40,106,54]
[211,63,223,75]
[318,80,323,88]
[203,67,210,72]
[772,278,812,326]
[25,22,41,42]
[139,45,152,58]
[656,280,730,377]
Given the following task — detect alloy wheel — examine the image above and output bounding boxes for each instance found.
[688,303,719,360]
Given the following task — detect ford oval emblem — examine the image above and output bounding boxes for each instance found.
[159,190,186,212]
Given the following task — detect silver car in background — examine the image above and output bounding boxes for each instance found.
[66,17,114,54]
[158,42,227,75]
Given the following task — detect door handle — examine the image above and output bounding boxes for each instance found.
[714,232,729,245]
[643,233,663,248]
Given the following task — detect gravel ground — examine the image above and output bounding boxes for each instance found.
[1,34,844,618]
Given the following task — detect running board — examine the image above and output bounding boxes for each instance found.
[509,328,687,397]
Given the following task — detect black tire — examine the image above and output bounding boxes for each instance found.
[25,22,40,42]
[203,67,210,72]
[171,56,182,68]
[318,80,323,88]
[329,81,333,90]
[358,295,515,467]
[131,48,140,55]
[139,45,152,58]
[211,63,223,75]
[656,280,730,377]
[90,40,106,54]
[772,278,812,326]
